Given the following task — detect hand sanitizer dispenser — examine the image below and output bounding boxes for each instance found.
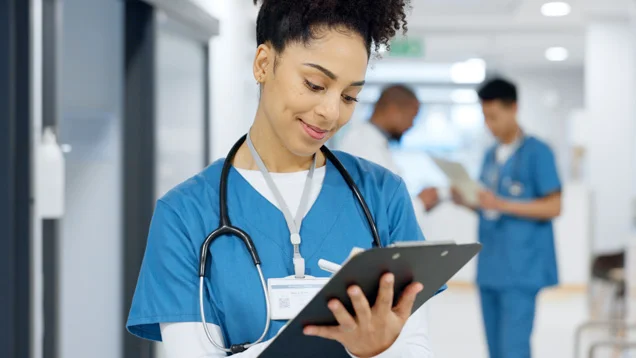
[37,127,65,219]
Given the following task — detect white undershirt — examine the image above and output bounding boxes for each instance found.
[234,166,326,218]
[159,166,433,358]
[495,136,522,164]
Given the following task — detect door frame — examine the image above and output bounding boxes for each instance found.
[42,0,63,357]
[123,1,218,357]
[0,0,34,357]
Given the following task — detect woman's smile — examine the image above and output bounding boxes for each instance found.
[299,119,329,141]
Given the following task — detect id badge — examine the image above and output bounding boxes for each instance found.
[267,277,329,320]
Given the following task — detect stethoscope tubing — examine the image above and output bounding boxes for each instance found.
[197,134,382,353]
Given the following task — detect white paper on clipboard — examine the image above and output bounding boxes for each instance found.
[432,157,482,207]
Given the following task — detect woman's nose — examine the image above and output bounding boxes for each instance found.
[315,94,340,122]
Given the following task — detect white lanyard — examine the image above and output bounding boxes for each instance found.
[246,131,316,278]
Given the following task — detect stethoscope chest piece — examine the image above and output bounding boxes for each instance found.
[501,176,524,197]
[508,182,524,197]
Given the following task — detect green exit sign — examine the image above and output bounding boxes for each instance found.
[389,37,424,58]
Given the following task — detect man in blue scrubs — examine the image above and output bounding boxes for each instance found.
[452,78,562,358]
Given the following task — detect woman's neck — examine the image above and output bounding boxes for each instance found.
[233,113,325,173]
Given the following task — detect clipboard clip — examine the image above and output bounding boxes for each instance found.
[389,240,457,248]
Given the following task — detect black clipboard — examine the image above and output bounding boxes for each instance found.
[258,241,482,357]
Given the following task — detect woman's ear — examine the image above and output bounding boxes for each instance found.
[253,44,272,84]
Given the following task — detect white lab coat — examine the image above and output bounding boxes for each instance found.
[335,120,430,233]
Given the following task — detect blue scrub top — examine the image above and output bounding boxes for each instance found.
[126,150,441,347]
[477,136,561,290]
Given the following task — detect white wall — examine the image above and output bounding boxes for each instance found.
[585,22,636,254]
[191,0,260,161]
[58,1,124,358]
[155,18,207,198]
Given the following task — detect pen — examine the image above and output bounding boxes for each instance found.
[318,247,364,274]
[318,259,342,274]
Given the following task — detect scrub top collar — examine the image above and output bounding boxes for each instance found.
[226,158,360,269]
[496,129,524,151]
[493,129,525,164]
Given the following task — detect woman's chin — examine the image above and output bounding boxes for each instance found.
[287,140,323,158]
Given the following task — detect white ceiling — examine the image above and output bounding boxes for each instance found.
[393,0,633,71]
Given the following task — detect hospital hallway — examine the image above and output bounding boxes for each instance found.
[3,0,636,357]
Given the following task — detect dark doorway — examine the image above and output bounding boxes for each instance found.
[0,0,34,358]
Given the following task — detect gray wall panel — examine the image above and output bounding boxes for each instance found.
[58,1,124,357]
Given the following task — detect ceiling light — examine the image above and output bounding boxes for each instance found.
[450,58,486,84]
[541,2,571,17]
[545,47,568,61]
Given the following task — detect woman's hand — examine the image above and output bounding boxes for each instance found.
[303,273,424,358]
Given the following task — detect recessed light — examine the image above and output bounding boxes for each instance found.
[450,58,486,84]
[545,47,568,62]
[541,2,571,17]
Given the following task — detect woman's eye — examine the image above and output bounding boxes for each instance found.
[304,80,324,92]
[342,95,359,104]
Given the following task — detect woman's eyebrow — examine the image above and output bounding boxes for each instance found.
[303,63,365,86]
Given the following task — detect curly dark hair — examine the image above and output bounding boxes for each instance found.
[253,0,411,57]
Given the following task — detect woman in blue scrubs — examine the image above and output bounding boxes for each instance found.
[453,78,562,358]
[126,1,437,357]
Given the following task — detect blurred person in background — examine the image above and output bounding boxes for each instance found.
[337,84,443,223]
[452,77,562,358]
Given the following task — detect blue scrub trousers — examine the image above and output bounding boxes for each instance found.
[479,287,539,358]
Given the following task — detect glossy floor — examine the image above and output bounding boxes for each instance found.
[428,284,635,358]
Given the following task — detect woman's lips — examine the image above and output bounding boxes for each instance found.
[300,120,328,140]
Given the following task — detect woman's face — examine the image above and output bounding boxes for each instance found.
[253,28,368,157]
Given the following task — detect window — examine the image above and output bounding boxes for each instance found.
[392,102,491,195]
[332,86,493,196]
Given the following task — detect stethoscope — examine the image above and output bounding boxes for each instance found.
[198,134,382,354]
[486,135,526,198]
